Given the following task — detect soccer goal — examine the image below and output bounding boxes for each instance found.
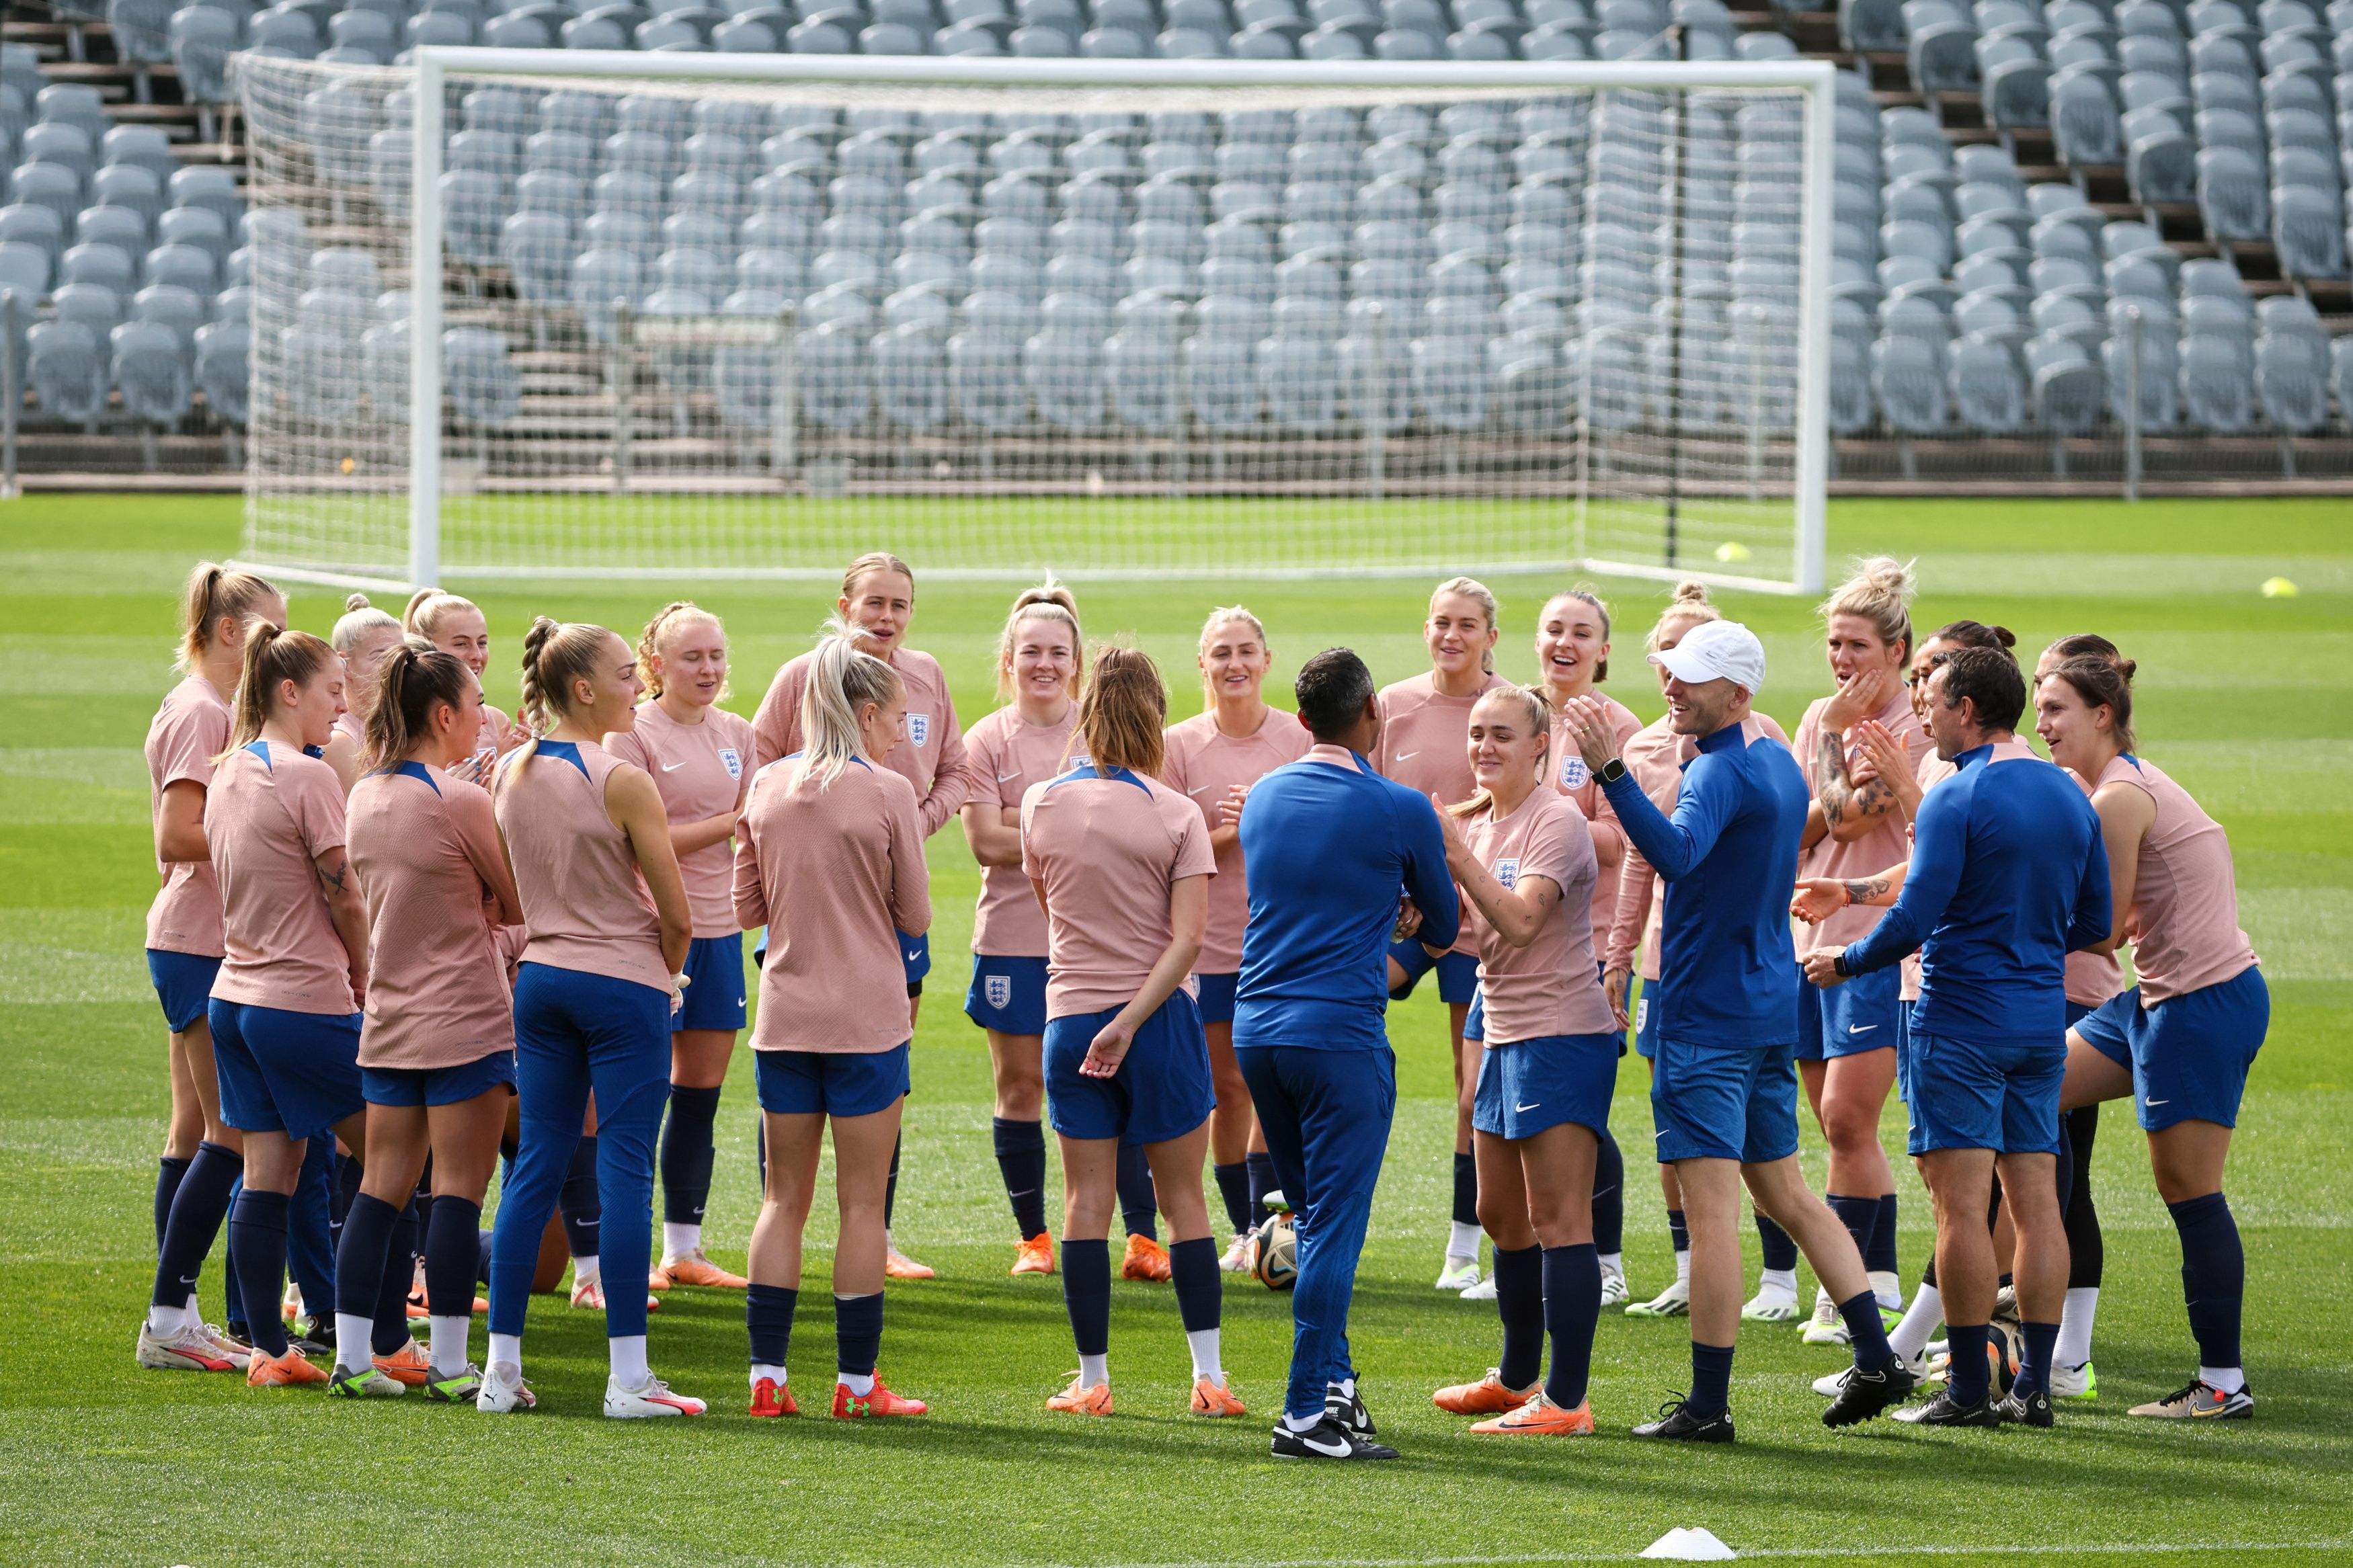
[232,50,1832,593]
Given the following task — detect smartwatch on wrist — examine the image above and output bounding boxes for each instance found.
[1596,756,1628,786]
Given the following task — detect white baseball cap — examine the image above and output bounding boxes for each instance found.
[1648,618,1766,694]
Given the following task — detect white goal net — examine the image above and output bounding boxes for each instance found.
[233,52,1830,591]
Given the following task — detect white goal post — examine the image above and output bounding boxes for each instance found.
[233,49,1833,593]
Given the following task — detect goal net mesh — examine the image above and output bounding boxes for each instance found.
[234,56,1819,584]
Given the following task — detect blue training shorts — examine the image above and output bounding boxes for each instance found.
[1634,979,1666,1060]
[210,999,365,1141]
[1388,938,1480,1005]
[2071,967,2268,1132]
[756,1042,910,1118]
[675,932,748,1032]
[1798,960,1903,1061]
[1464,984,1484,1042]
[965,953,1049,1036]
[147,949,222,1034]
[1650,1035,1800,1164]
[363,1049,517,1108]
[1473,1030,1619,1141]
[1193,971,1238,1028]
[1045,990,1215,1146]
[1903,1030,2065,1155]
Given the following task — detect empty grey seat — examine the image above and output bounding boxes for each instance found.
[872,325,949,429]
[2024,332,2104,431]
[110,317,192,424]
[2196,144,2268,239]
[1872,333,1948,431]
[793,321,873,428]
[170,7,241,104]
[2101,320,2177,426]
[2052,72,2124,164]
[2270,187,2346,278]
[194,319,249,425]
[2178,331,2252,429]
[1950,333,2026,430]
[2253,333,2327,431]
[29,319,106,422]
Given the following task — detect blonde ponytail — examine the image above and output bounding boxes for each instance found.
[222,621,334,756]
[1648,580,1720,650]
[994,577,1084,703]
[366,641,470,771]
[177,562,278,674]
[516,617,611,745]
[799,618,903,789]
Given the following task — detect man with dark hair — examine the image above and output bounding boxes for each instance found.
[1236,649,1460,1460]
[1806,646,2111,1428]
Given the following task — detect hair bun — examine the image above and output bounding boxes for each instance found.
[344,591,372,613]
[2117,657,2137,682]
[1993,625,2017,649]
[1012,575,1078,616]
[1671,579,1711,606]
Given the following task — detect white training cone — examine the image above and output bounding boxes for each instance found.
[1640,1526,1737,1561]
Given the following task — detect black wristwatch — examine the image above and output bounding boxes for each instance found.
[1597,757,1628,786]
[1832,952,1852,978]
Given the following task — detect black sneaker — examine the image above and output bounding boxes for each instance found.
[1994,1385,2055,1428]
[288,1316,335,1358]
[1630,1394,1734,1443]
[1823,1356,1921,1428]
[1325,1379,1376,1437]
[1895,1388,2001,1427]
[1271,1416,1399,1460]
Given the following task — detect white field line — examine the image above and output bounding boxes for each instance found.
[1047,1541,2351,1568]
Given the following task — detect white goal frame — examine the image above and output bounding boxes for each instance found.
[303,49,1835,594]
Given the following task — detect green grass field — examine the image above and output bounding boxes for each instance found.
[1,494,2348,1567]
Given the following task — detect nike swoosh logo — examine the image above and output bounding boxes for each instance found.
[2145,1097,2168,1106]
[1515,1102,1541,1112]
[662,761,686,771]
[1189,784,1217,795]
[998,770,1022,782]
[1300,1432,1353,1456]
[905,950,922,962]
[1396,751,1419,761]
[1848,1024,1878,1034]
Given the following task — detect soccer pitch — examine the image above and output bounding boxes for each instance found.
[1,493,2347,1567]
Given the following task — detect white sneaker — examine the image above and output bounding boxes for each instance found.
[475,1360,536,1413]
[1623,1277,1691,1317]
[2048,1360,2098,1401]
[604,1372,707,1418]
[1434,1257,1482,1292]
[1800,1289,1851,1346]
[1814,1345,1931,1397]
[136,1321,244,1372]
[1599,1264,1630,1308]
[1742,1282,1804,1323]
[1220,1233,1254,1273]
[1460,1275,1499,1300]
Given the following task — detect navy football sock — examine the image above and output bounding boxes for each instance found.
[1451,1151,1478,1229]
[1244,1151,1277,1216]
[1838,1288,1895,1368]
[1542,1243,1601,1409]
[229,1188,292,1358]
[153,1140,240,1312]
[155,1156,191,1255]
[1212,1162,1252,1236]
[1591,1132,1624,1254]
[2014,1319,2060,1401]
[2168,1192,2244,1372]
[748,1282,797,1369]
[1060,1238,1112,1358]
[558,1135,601,1259]
[1687,1342,1735,1417]
[1116,1142,1157,1241]
[1170,1236,1220,1333]
[1755,1210,1798,1272]
[1868,1192,1899,1276]
[991,1117,1049,1241]
[1492,1243,1544,1391]
[834,1291,883,1378]
[1666,1207,1689,1255]
[331,1192,399,1333]
[1826,1192,1878,1262]
[424,1196,481,1319]
[660,1083,722,1227]
[373,1199,418,1355]
[2065,1106,2104,1290]
[1948,1323,1991,1405]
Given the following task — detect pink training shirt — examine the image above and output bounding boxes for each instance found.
[145,675,231,957]
[1159,706,1314,975]
[750,645,972,837]
[1457,787,1616,1044]
[733,753,930,1053]
[1021,765,1216,1019]
[206,741,357,1016]
[604,700,754,938]
[1373,669,1511,958]
[2091,753,2258,1005]
[1550,693,1642,954]
[347,764,522,1069]
[493,740,671,996]
[1607,712,1788,983]
[1792,686,1932,955]
[963,703,1079,958]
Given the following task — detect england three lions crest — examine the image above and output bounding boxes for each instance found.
[1559,755,1590,790]
[719,747,742,780]
[908,712,930,747]
[1496,858,1521,889]
[985,973,1012,1009]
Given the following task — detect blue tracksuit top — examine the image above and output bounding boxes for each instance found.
[1842,741,2111,1044]
[1599,719,1810,1047]
[1234,752,1461,1052]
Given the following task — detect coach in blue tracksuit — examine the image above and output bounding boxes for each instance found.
[1565,620,1917,1442]
[1808,645,2110,1429]
[1236,648,1460,1462]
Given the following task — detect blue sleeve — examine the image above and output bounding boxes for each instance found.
[2065,806,2112,952]
[1396,785,1462,951]
[1600,753,1737,882]
[1843,783,1967,975]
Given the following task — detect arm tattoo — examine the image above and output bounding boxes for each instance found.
[1842,876,1888,905]
[317,857,349,893]
[1819,727,1896,831]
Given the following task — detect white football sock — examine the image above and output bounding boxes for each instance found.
[488,1331,523,1376]
[2055,1286,2099,1368]
[1673,1249,1692,1285]
[608,1333,649,1386]
[751,1363,787,1387]
[2198,1364,2244,1395]
[1597,1251,1623,1277]
[147,1301,189,1337]
[429,1314,471,1377]
[1283,1410,1323,1433]
[1868,1269,1902,1310]
[1078,1352,1109,1387]
[662,1222,701,1261]
[1447,1221,1482,1261]
[1759,1268,1798,1296]
[333,1313,374,1374]
[838,1370,875,1396]
[1185,1327,1222,1384]
[1890,1282,1942,1360]
[571,1253,600,1287]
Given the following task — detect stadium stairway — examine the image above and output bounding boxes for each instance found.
[3,0,2350,487]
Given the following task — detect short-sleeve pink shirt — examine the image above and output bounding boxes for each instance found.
[145,675,231,957]
[2095,753,2258,1004]
[604,700,754,938]
[1021,766,1216,1019]
[1458,787,1616,1044]
[963,704,1079,958]
[1158,706,1314,975]
[206,741,357,1016]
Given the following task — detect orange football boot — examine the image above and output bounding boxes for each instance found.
[1121,1235,1172,1282]
[1191,1378,1247,1417]
[1432,1368,1538,1415]
[750,1376,798,1417]
[1047,1376,1114,1415]
[372,1339,434,1387]
[247,1348,329,1387]
[1011,1233,1055,1276]
[1470,1393,1596,1435]
[833,1376,928,1417]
